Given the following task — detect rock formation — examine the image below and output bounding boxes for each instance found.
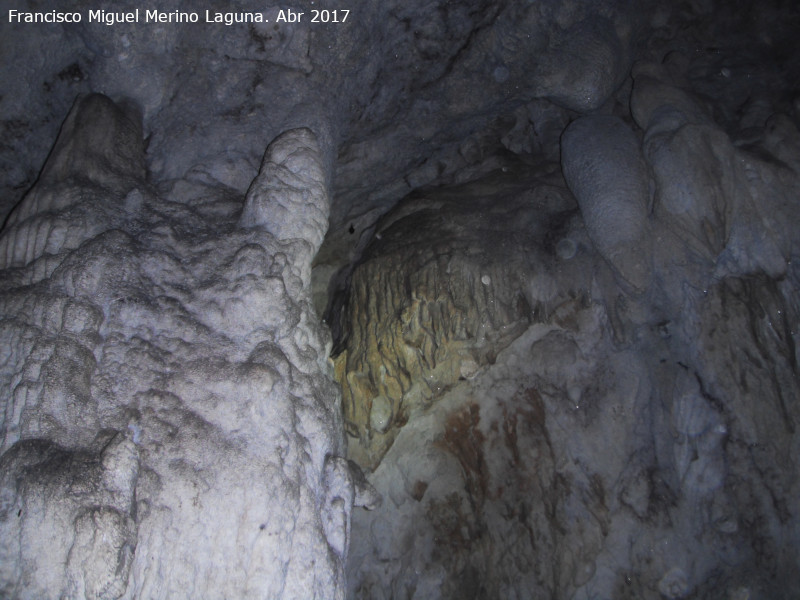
[561,114,653,292]
[336,4,800,597]
[0,94,358,599]
[1,0,800,598]
[340,112,800,597]
[332,163,581,468]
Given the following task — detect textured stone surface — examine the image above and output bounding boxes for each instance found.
[347,262,800,600]
[332,162,587,468]
[240,127,330,257]
[0,95,353,599]
[0,0,656,295]
[0,94,145,271]
[1,0,800,598]
[339,3,800,597]
[561,115,653,292]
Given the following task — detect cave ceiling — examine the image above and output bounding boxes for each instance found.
[3,0,795,241]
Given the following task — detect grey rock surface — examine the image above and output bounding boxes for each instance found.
[0,0,657,289]
[1,0,800,598]
[346,194,800,599]
[339,3,800,597]
[561,115,653,292]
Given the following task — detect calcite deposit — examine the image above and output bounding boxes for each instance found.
[0,95,358,599]
[1,0,799,598]
[332,163,586,468]
[337,4,800,598]
[561,114,653,292]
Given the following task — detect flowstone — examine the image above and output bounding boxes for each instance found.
[0,95,357,599]
[331,161,590,469]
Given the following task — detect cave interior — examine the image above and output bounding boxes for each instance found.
[1,1,800,599]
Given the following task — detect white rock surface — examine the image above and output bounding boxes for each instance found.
[240,127,330,259]
[0,95,352,599]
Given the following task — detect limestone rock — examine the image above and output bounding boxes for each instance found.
[0,97,349,599]
[0,94,145,272]
[240,127,330,263]
[1,1,800,598]
[561,115,653,292]
[348,273,800,599]
[639,94,800,280]
[0,433,139,600]
[630,70,712,132]
[332,163,587,469]
[644,124,735,261]
[535,15,631,113]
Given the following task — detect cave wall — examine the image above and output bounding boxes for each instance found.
[1,0,799,599]
[347,276,800,599]
[342,166,800,597]
[333,164,572,468]
[333,3,800,598]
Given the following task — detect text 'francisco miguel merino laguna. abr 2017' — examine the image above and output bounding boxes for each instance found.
[7,9,349,26]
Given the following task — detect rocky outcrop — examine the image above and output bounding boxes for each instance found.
[240,127,330,258]
[342,5,800,595]
[0,433,139,600]
[0,95,353,599]
[345,109,800,595]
